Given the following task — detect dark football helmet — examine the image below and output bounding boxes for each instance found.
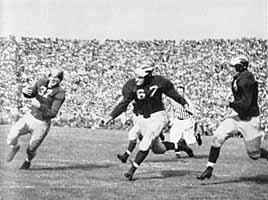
[48,68,64,88]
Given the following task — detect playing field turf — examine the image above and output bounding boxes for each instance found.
[0,125,268,200]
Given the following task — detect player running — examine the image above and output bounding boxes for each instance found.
[6,68,66,169]
[104,63,192,180]
[197,55,268,180]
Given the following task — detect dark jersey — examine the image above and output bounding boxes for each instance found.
[30,79,66,121]
[229,70,259,120]
[110,75,187,119]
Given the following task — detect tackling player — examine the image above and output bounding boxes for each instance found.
[104,64,191,180]
[6,68,66,169]
[197,55,268,180]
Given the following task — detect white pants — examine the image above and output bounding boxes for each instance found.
[212,115,265,159]
[7,113,51,151]
[169,118,196,145]
[135,111,168,151]
[128,115,141,141]
[213,115,264,144]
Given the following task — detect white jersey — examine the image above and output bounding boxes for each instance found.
[170,96,196,144]
[172,96,195,120]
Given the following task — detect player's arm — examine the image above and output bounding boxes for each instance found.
[229,79,254,114]
[109,96,132,121]
[39,92,65,118]
[104,82,134,124]
[163,80,187,106]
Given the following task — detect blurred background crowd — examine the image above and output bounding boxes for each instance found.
[0,36,267,135]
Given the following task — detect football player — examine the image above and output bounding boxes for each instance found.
[169,85,201,158]
[197,55,268,180]
[104,63,191,180]
[6,68,66,169]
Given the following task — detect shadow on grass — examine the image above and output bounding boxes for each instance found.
[29,163,113,171]
[145,154,208,163]
[145,158,188,163]
[200,174,268,185]
[137,169,200,181]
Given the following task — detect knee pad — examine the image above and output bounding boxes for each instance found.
[211,135,224,148]
[7,137,17,146]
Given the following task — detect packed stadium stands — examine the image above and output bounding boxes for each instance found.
[0,36,267,134]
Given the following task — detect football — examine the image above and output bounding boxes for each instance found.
[22,86,37,98]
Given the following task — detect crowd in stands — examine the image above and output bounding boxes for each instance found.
[0,36,267,134]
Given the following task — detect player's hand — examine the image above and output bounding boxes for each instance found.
[215,99,229,107]
[183,104,193,115]
[183,103,190,111]
[22,87,33,96]
[31,99,41,108]
[101,116,114,126]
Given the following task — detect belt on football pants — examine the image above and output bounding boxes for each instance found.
[135,113,150,119]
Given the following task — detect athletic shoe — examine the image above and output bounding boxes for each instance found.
[197,167,213,180]
[117,153,128,163]
[177,139,194,157]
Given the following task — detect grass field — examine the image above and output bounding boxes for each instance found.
[0,125,268,200]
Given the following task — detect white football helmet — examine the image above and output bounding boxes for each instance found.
[134,65,154,86]
[230,55,249,72]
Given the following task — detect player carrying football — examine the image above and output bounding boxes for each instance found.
[104,63,192,180]
[197,55,268,180]
[6,68,66,169]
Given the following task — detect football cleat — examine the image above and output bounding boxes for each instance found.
[195,133,202,146]
[177,139,194,157]
[117,153,128,163]
[6,145,20,163]
[186,148,194,157]
[197,167,213,180]
[124,171,134,181]
[20,160,31,170]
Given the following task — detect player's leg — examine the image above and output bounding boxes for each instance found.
[20,120,51,169]
[240,117,268,160]
[117,140,137,163]
[117,124,141,163]
[180,119,196,157]
[150,117,192,155]
[124,123,154,180]
[194,121,203,146]
[124,113,166,180]
[197,117,238,180]
[151,137,194,156]
[6,114,30,162]
[169,118,184,157]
